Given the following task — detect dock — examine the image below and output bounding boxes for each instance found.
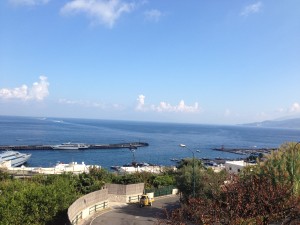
[0,142,149,151]
[212,146,277,155]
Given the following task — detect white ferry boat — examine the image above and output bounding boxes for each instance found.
[0,150,31,167]
[51,142,90,150]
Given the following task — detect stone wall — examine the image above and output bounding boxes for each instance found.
[106,183,144,203]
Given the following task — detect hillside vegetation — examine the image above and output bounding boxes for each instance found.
[243,118,300,129]
[1,142,300,224]
[158,142,300,225]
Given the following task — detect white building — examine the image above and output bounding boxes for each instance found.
[225,160,256,174]
[117,165,165,174]
[0,161,100,175]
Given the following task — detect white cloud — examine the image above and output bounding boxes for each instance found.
[0,76,49,101]
[240,2,263,17]
[30,76,49,100]
[136,95,200,113]
[136,94,146,111]
[144,9,163,22]
[58,98,124,110]
[154,100,199,113]
[59,98,102,108]
[9,0,50,6]
[290,102,300,113]
[61,0,136,28]
[58,98,78,105]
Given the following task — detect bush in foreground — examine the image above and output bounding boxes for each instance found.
[0,174,79,225]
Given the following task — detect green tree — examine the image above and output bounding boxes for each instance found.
[112,172,143,184]
[152,174,175,188]
[75,172,103,194]
[89,167,113,184]
[0,174,79,225]
[176,159,226,201]
[0,170,11,181]
[257,142,300,195]
[0,179,26,225]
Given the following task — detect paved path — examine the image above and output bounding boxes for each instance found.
[88,196,179,225]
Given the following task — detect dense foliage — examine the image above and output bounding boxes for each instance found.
[158,142,300,225]
[176,158,227,201]
[112,168,176,188]
[159,173,299,225]
[0,173,79,225]
[256,142,300,195]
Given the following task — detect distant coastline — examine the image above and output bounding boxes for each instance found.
[241,118,300,129]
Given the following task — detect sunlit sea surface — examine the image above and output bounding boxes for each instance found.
[1,116,300,169]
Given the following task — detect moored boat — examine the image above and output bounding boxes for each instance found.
[170,158,180,162]
[51,142,90,150]
[0,150,31,167]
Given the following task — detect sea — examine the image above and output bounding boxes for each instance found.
[1,115,300,170]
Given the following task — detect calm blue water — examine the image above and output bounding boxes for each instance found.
[1,116,300,169]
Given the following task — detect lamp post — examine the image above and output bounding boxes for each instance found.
[179,144,195,198]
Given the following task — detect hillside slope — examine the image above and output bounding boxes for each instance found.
[242,118,300,129]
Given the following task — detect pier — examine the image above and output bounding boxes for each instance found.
[0,142,149,151]
[212,146,277,155]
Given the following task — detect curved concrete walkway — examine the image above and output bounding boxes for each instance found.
[78,195,179,225]
[78,202,128,225]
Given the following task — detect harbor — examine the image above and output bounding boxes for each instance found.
[0,142,276,177]
[0,142,276,155]
[0,142,149,151]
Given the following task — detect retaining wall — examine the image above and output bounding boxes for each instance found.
[68,188,108,225]
[68,183,145,225]
[107,183,144,203]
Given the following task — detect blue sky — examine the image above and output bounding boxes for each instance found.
[0,0,299,124]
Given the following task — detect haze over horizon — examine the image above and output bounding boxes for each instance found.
[1,0,299,125]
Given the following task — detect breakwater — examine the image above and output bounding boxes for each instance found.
[212,146,277,155]
[0,142,149,151]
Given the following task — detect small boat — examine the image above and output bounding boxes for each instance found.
[170,158,180,162]
[52,142,90,150]
[110,165,120,171]
[0,150,31,167]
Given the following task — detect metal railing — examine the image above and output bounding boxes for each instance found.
[71,211,82,225]
[145,186,175,197]
[89,201,108,215]
[128,195,141,203]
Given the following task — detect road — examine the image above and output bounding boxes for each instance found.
[90,196,179,225]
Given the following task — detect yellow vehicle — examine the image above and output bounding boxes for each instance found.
[139,194,154,207]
